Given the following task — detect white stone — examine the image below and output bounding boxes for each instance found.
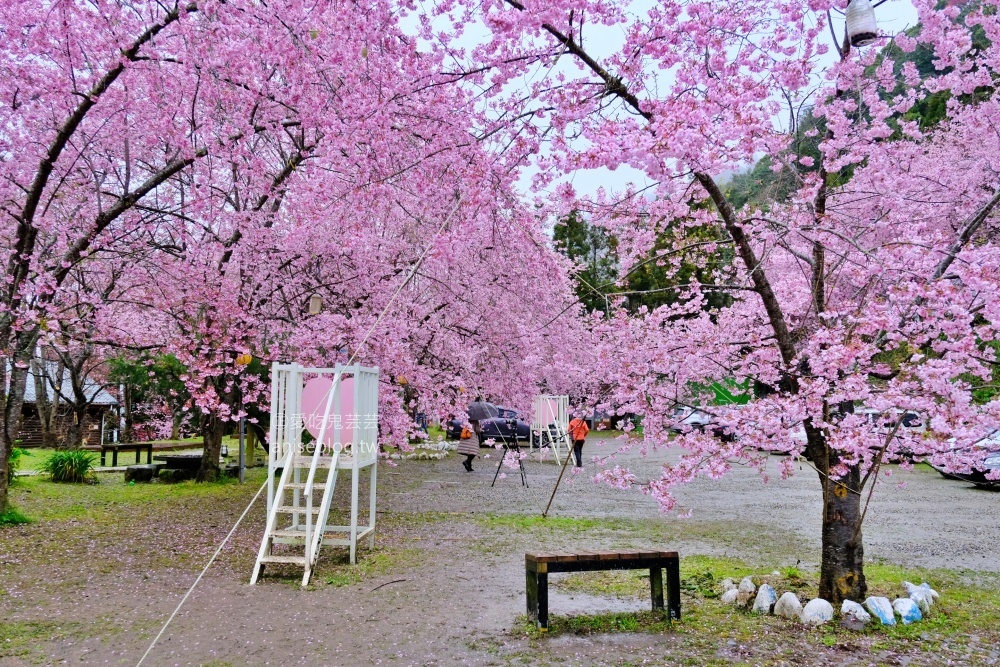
[908,590,933,615]
[864,596,896,626]
[903,581,938,614]
[720,589,739,605]
[893,597,923,624]
[840,600,871,630]
[773,592,803,619]
[752,584,777,614]
[800,598,834,625]
[720,578,737,592]
[736,577,757,606]
[903,581,939,600]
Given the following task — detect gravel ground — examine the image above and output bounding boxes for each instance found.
[1,432,997,667]
[402,433,1000,572]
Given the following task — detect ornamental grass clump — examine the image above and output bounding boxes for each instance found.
[43,450,96,483]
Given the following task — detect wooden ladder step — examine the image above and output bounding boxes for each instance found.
[270,529,309,539]
[259,555,308,565]
[293,456,335,468]
[275,505,321,514]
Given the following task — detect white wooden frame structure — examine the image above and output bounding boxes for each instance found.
[530,394,570,464]
[251,363,379,586]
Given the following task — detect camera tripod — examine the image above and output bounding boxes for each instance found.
[490,421,528,488]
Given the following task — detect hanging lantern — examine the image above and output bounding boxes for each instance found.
[308,293,323,315]
[846,0,878,47]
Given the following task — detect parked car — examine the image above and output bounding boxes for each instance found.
[446,408,530,444]
[481,407,530,445]
[931,431,1000,488]
[668,407,714,433]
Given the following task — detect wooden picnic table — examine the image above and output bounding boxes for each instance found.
[152,453,204,471]
[95,442,154,467]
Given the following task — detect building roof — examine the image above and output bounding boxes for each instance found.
[10,360,119,406]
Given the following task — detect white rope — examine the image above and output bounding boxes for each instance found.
[135,479,267,667]
[134,195,465,667]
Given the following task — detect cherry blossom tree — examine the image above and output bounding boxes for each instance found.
[421,0,1000,603]
[0,1,585,486]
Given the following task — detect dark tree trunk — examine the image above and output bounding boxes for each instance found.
[63,407,88,450]
[31,356,61,448]
[197,413,225,482]
[170,410,182,441]
[816,453,867,604]
[1,340,35,514]
[123,383,135,442]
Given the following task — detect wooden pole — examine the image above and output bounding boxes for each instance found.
[542,434,573,517]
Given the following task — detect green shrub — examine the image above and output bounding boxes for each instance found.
[7,447,27,485]
[42,450,96,483]
[0,506,31,526]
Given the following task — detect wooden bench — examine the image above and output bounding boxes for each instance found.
[97,442,153,467]
[525,549,680,630]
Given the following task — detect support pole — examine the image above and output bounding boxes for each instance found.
[542,434,573,517]
[239,416,246,484]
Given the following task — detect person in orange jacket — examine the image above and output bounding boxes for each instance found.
[568,415,590,468]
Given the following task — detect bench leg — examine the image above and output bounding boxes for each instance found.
[526,567,538,620]
[650,566,664,612]
[101,451,107,467]
[667,558,681,620]
[537,571,548,630]
[112,450,118,467]
[135,448,141,464]
[146,447,152,464]
[525,567,549,630]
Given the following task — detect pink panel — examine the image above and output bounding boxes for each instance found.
[540,398,557,424]
[301,375,355,449]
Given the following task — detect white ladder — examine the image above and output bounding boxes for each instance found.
[548,419,571,465]
[251,364,380,587]
[250,448,341,587]
[252,367,344,587]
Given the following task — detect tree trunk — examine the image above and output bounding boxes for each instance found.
[123,383,134,442]
[817,459,867,604]
[197,413,225,482]
[63,407,88,449]
[0,342,35,514]
[170,410,182,441]
[31,356,60,448]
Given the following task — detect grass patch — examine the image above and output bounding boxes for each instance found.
[0,506,31,526]
[477,514,609,532]
[320,547,424,588]
[9,467,263,522]
[0,617,134,660]
[513,610,673,638]
[0,621,62,658]
[537,554,1000,664]
[474,511,805,567]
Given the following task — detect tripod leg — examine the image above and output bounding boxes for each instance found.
[491,448,506,487]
